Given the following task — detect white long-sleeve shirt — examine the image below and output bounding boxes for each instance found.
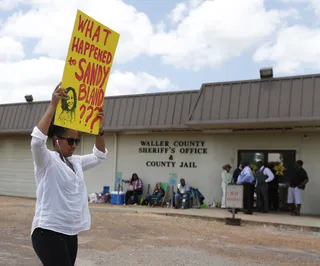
[256,166,275,185]
[221,170,232,186]
[30,126,107,236]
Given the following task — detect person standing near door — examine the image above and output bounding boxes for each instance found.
[288,160,309,216]
[255,161,274,213]
[232,164,242,184]
[267,162,279,211]
[221,164,232,208]
[237,162,255,214]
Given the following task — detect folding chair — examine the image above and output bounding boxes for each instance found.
[151,182,169,206]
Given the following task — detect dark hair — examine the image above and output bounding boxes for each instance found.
[267,162,274,169]
[241,161,249,168]
[47,117,68,145]
[256,161,263,167]
[61,87,77,111]
[296,160,303,166]
[130,173,139,184]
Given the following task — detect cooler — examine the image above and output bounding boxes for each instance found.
[110,191,125,205]
[103,186,110,194]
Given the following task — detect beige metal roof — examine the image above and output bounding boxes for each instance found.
[0,90,199,133]
[2,73,320,134]
[187,73,320,129]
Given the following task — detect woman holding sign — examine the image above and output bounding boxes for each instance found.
[30,82,108,266]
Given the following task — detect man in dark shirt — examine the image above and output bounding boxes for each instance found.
[232,164,242,184]
[287,160,309,216]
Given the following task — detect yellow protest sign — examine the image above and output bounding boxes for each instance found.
[54,9,120,134]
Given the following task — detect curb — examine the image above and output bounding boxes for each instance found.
[90,206,320,232]
[148,212,320,233]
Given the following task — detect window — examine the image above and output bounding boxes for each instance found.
[237,150,296,182]
[237,149,296,212]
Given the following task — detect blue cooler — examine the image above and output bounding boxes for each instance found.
[110,191,125,205]
[103,186,110,194]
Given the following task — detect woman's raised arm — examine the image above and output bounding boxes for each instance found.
[37,82,67,135]
[30,82,68,170]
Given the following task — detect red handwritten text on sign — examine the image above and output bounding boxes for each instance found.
[54,9,119,134]
[225,185,244,209]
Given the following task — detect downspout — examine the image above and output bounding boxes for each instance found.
[113,132,118,191]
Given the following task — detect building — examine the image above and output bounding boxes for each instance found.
[1,71,320,215]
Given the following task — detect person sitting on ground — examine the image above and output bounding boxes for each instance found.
[123,173,143,205]
[175,178,190,209]
[146,182,165,207]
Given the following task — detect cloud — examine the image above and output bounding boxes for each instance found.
[0,57,65,103]
[0,36,25,61]
[281,0,320,16]
[0,0,154,63]
[1,0,299,72]
[0,0,22,11]
[0,0,52,11]
[108,71,177,96]
[168,0,204,25]
[0,0,318,100]
[0,57,177,104]
[168,3,188,24]
[254,25,320,74]
[149,0,297,70]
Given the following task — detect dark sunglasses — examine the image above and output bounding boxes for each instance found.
[58,136,81,146]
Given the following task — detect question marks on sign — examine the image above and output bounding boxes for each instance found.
[85,106,94,126]
[79,104,86,124]
[78,105,102,133]
[90,107,102,133]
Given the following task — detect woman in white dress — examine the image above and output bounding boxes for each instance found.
[221,164,232,208]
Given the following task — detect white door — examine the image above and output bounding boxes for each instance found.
[0,136,36,198]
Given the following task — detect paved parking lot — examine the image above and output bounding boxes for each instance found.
[1,196,320,266]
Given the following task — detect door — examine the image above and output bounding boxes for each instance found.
[267,151,296,211]
[238,150,296,176]
[0,136,36,198]
[238,150,296,212]
[237,151,265,172]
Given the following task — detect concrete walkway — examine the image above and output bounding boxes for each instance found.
[90,204,320,232]
[1,196,319,232]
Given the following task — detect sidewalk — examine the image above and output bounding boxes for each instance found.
[90,204,320,232]
[1,196,319,232]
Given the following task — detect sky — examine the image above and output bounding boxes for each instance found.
[0,0,320,104]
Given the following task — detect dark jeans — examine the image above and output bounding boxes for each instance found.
[243,182,254,213]
[268,182,279,210]
[146,193,163,205]
[31,227,78,266]
[256,184,269,212]
[125,190,142,204]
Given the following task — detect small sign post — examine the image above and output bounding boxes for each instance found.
[168,173,177,207]
[115,172,123,205]
[225,184,243,226]
[169,173,177,186]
